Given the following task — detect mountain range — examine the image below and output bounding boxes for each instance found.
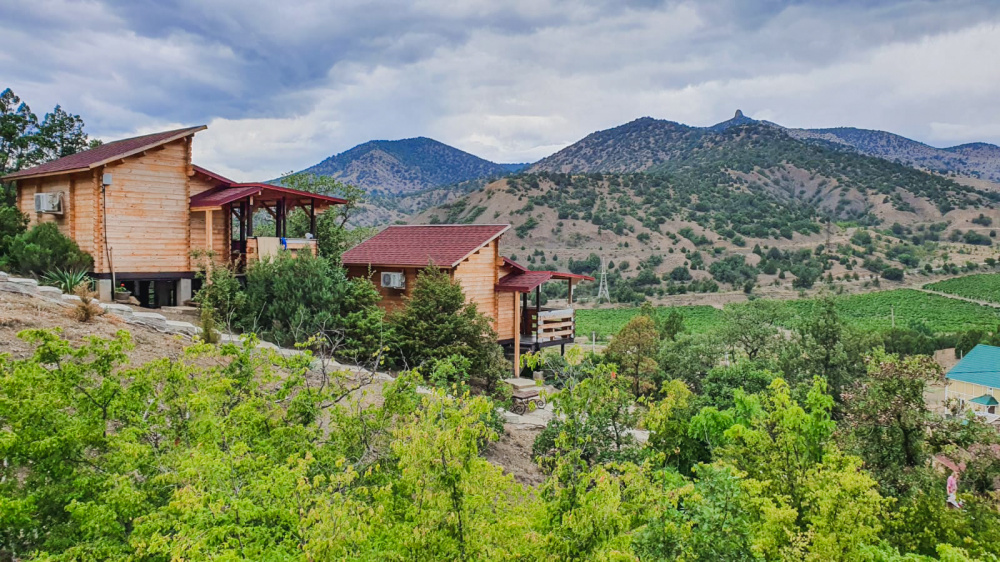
[296,136,525,196]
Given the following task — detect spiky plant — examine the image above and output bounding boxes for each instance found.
[42,268,91,294]
[71,283,105,322]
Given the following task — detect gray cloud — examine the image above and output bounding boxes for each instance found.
[1,0,998,180]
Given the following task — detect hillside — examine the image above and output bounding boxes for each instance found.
[416,123,1000,304]
[296,137,525,196]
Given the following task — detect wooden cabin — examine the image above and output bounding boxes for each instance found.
[341,224,594,373]
[2,126,345,305]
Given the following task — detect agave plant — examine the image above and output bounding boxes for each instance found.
[41,267,91,294]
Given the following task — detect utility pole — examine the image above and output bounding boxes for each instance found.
[597,256,611,303]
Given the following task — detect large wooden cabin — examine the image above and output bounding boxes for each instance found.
[2,126,345,305]
[341,224,594,373]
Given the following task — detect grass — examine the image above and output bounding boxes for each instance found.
[578,289,1000,340]
[924,273,1000,304]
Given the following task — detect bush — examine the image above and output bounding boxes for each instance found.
[881,267,905,281]
[0,204,28,254]
[389,266,510,393]
[2,222,93,276]
[196,252,386,360]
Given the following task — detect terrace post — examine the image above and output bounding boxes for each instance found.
[309,199,316,235]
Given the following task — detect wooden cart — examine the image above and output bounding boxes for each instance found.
[510,387,547,415]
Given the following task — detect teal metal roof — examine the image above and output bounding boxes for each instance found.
[970,394,999,406]
[948,344,1000,388]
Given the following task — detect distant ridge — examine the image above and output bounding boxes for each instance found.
[296,137,526,195]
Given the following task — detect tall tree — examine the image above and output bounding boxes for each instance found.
[606,314,660,395]
[280,172,372,261]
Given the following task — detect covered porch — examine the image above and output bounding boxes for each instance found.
[189,182,346,269]
[496,268,595,355]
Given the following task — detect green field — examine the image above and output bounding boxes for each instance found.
[578,289,1000,340]
[924,273,1000,304]
[576,305,724,340]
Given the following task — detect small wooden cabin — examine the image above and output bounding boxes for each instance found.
[2,126,345,305]
[341,224,594,373]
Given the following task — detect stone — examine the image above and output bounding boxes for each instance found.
[132,311,167,328]
[9,277,38,287]
[165,320,199,335]
[37,286,64,298]
[101,303,134,316]
[61,294,82,302]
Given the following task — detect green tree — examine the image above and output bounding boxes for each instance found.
[841,350,944,496]
[280,172,372,261]
[720,300,781,361]
[606,314,660,395]
[1,222,94,275]
[390,266,509,392]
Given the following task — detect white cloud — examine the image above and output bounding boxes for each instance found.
[3,0,1000,179]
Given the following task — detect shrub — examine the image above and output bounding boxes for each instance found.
[0,204,28,254]
[71,283,105,322]
[881,267,905,282]
[2,222,93,276]
[196,252,386,360]
[389,266,509,393]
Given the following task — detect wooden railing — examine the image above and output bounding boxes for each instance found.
[523,307,575,343]
[245,237,318,264]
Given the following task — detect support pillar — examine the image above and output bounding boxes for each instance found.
[178,278,193,305]
[97,279,113,302]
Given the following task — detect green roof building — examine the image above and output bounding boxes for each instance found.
[947,344,1000,417]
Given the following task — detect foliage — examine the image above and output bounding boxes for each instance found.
[577,305,722,341]
[605,313,660,395]
[1,222,94,276]
[841,350,945,496]
[389,266,509,392]
[195,252,386,362]
[280,172,372,261]
[719,300,782,360]
[533,363,641,468]
[41,267,90,293]
[0,204,27,252]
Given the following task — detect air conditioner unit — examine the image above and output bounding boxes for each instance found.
[381,271,405,289]
[34,192,63,214]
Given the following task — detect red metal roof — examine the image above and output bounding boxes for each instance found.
[190,182,348,209]
[2,126,206,181]
[342,224,510,268]
[189,185,261,208]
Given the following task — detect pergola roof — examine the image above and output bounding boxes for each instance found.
[189,179,348,210]
[495,258,595,292]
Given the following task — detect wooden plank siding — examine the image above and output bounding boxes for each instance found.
[452,240,500,331]
[188,174,230,267]
[98,139,192,274]
[18,171,98,258]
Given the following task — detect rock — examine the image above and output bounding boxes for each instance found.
[132,311,167,328]
[101,303,134,317]
[165,320,199,335]
[37,286,64,298]
[61,294,82,302]
[128,296,141,306]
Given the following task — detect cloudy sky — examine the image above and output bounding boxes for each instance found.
[3,0,999,181]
